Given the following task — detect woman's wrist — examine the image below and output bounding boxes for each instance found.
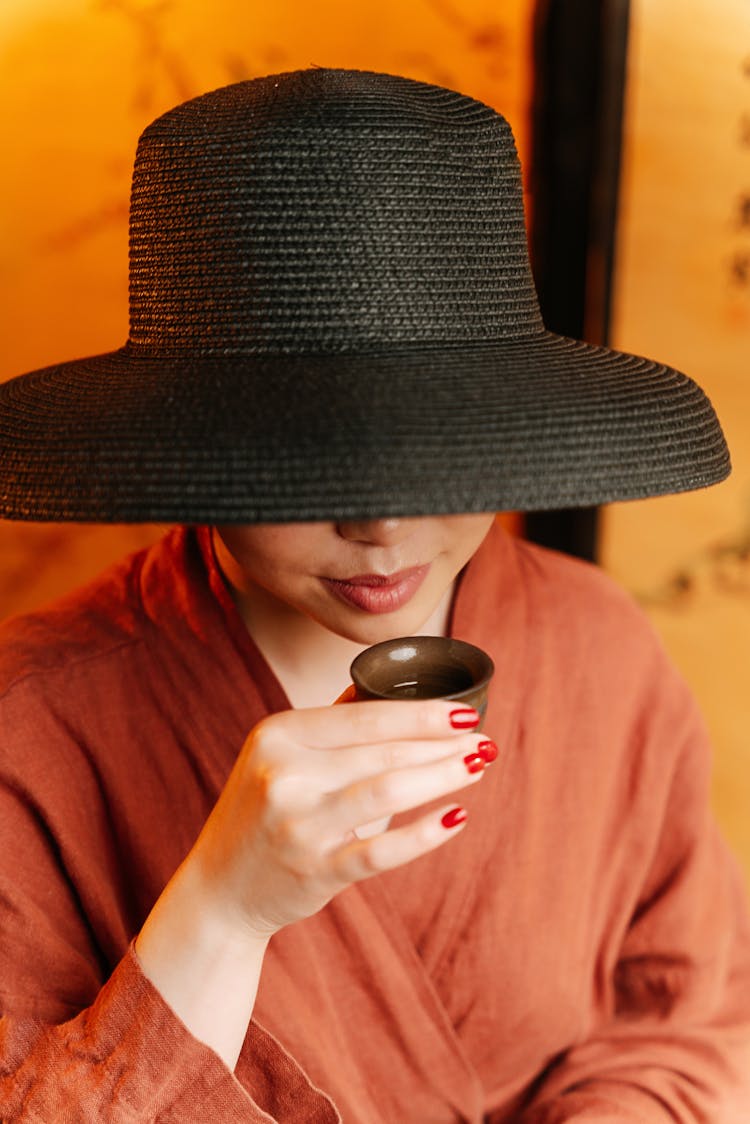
[135,859,270,1071]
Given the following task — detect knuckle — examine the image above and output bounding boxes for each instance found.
[356,843,383,876]
[244,744,316,816]
[244,723,277,770]
[247,713,276,746]
[263,771,292,812]
[245,757,293,812]
[364,771,402,814]
[247,711,296,758]
[285,842,324,880]
[265,813,293,850]
[266,812,308,854]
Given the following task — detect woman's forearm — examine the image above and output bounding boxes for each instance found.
[135,860,270,1072]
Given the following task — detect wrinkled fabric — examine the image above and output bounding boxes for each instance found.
[0,522,748,1122]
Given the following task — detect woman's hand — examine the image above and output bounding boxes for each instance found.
[190,699,492,940]
[135,699,494,1069]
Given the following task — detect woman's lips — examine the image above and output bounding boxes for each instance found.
[321,564,430,614]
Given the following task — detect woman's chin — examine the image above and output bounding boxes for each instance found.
[321,592,448,648]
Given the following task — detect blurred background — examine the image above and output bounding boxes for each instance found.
[1,0,749,884]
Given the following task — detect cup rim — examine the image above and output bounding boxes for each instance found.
[350,635,495,701]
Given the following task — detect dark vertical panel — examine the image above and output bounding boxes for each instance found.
[525,0,631,562]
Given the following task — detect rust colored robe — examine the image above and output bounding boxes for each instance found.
[0,523,748,1121]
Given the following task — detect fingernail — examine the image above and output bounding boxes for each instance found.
[450,707,480,729]
[441,807,468,829]
[477,739,498,763]
[463,752,485,774]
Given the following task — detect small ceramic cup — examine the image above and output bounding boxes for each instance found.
[350,636,494,726]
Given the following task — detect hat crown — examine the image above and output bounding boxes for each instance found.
[127,68,543,354]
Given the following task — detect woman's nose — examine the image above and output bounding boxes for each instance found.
[336,518,416,546]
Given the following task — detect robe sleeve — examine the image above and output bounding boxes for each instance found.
[0,758,339,1122]
[516,680,750,1123]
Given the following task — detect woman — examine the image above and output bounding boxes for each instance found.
[0,68,748,1121]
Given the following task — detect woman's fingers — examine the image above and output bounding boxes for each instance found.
[263,698,480,751]
[302,750,487,845]
[249,698,485,792]
[330,803,469,883]
[277,732,492,794]
[245,698,496,824]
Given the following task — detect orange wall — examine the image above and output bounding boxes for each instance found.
[1,0,532,380]
[601,0,750,882]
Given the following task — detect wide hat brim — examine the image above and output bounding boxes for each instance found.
[0,331,730,522]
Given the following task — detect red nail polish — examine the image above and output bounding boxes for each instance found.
[441,807,467,829]
[477,739,498,763]
[463,752,485,774]
[450,707,480,729]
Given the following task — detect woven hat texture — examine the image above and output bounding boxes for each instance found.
[0,67,730,522]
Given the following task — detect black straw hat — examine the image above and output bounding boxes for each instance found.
[0,68,730,522]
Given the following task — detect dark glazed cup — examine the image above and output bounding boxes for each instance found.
[350,636,494,727]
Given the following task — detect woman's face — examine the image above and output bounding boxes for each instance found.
[213,514,495,645]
